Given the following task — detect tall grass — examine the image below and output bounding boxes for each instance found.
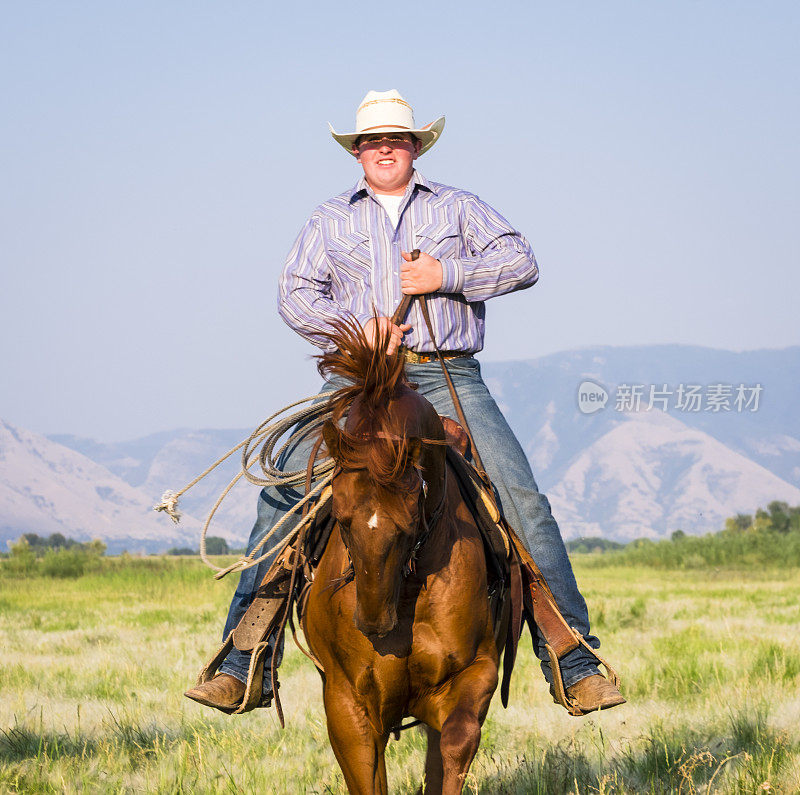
[1,557,799,792]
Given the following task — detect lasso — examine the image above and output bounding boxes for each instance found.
[154,392,336,578]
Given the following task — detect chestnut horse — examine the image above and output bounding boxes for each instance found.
[303,319,507,795]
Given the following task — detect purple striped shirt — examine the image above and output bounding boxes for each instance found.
[278,170,539,352]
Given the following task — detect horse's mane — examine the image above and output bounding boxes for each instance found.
[316,314,412,486]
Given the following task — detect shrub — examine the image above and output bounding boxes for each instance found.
[2,535,106,578]
[204,536,229,555]
[2,538,36,576]
[40,548,91,578]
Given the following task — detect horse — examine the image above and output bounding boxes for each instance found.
[302,318,508,795]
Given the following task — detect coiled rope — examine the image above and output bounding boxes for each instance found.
[154,392,336,578]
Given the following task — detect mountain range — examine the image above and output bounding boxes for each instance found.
[2,344,798,552]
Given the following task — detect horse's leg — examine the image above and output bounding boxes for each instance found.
[418,726,443,795]
[426,662,498,795]
[324,680,388,795]
[438,703,482,795]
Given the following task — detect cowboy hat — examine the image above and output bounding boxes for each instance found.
[329,89,445,157]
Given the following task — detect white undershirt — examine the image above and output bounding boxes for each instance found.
[374,193,403,227]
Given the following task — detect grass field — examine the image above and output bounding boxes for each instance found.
[1,556,799,793]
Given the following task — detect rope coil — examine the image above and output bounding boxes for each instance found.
[154,391,337,576]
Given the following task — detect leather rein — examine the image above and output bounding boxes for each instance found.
[387,248,483,575]
[390,250,488,479]
[310,249,484,581]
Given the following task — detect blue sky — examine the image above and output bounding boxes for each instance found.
[1,1,798,440]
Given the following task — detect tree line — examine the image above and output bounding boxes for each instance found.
[569,501,800,568]
[1,532,238,575]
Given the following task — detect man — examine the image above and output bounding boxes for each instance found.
[186,90,624,715]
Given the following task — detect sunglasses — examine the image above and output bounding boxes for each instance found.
[357,135,416,149]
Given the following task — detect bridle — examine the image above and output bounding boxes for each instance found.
[404,461,447,577]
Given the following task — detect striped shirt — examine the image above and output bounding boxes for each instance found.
[278,170,539,352]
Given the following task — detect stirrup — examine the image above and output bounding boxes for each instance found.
[547,630,621,717]
[192,630,276,714]
[193,560,293,715]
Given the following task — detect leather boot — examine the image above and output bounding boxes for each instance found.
[184,673,246,713]
[551,674,626,714]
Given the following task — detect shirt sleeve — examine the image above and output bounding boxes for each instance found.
[278,216,373,348]
[438,194,539,302]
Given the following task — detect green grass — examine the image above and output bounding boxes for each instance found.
[1,557,799,792]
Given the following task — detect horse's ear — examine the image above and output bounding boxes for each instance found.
[323,420,341,460]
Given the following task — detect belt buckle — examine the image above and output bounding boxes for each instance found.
[403,349,462,364]
[402,348,467,365]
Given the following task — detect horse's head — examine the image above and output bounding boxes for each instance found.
[324,422,429,637]
[323,389,447,637]
[317,315,448,639]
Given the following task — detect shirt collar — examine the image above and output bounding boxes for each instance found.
[349,169,438,203]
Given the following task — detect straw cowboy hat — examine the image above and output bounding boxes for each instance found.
[329,90,445,157]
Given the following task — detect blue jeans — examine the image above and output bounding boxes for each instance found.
[219,357,600,690]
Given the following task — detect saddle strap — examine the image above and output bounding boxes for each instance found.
[500,556,523,708]
[517,543,581,659]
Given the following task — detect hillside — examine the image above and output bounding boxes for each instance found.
[1,344,797,549]
[0,420,200,553]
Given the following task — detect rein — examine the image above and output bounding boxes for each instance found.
[390,255,488,480]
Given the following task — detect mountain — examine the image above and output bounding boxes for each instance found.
[479,344,800,540]
[47,428,192,488]
[0,419,200,553]
[545,410,800,541]
[481,344,800,492]
[8,343,795,548]
[46,427,257,545]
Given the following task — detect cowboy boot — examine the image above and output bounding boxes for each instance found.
[551,674,626,714]
[184,673,247,713]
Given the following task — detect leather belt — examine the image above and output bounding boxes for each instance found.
[401,348,473,365]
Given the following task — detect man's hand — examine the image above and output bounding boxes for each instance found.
[363,317,412,355]
[400,250,443,295]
